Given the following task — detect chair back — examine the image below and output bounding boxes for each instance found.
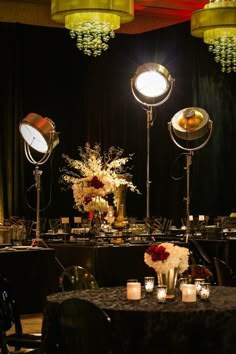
[0,274,24,354]
[182,264,214,284]
[0,274,16,332]
[0,274,41,353]
[57,298,113,354]
[189,239,212,266]
[59,265,99,291]
[213,257,236,286]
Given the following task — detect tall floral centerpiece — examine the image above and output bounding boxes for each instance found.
[61,143,139,235]
[144,243,190,298]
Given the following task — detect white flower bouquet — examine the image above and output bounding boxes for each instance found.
[61,143,140,213]
[144,242,189,274]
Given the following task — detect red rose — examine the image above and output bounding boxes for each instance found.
[146,245,170,262]
[89,176,104,189]
[84,196,93,204]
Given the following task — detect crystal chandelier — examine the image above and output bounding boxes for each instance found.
[191,0,236,73]
[51,1,134,57]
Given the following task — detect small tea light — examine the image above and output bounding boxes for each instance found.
[179,277,189,292]
[182,284,197,302]
[200,283,210,300]
[144,277,155,294]
[194,278,205,295]
[157,285,167,303]
[127,281,141,300]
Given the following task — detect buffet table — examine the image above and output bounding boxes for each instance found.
[0,246,56,314]
[47,238,236,292]
[41,286,236,354]
[47,242,160,290]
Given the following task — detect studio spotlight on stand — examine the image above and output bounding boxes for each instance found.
[131,63,174,222]
[19,113,59,245]
[168,107,213,242]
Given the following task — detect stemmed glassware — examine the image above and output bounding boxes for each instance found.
[105,207,115,232]
[49,218,61,234]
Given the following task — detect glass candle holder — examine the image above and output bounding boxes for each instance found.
[127,281,141,300]
[144,276,155,294]
[182,284,197,302]
[200,282,210,300]
[179,277,189,292]
[194,278,205,295]
[157,285,167,303]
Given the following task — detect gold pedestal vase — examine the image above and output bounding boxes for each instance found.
[156,267,178,299]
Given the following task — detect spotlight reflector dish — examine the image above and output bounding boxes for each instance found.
[131,63,174,107]
[171,107,210,141]
[19,113,59,153]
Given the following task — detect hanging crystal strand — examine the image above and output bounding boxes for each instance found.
[69,21,115,57]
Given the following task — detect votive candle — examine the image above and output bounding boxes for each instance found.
[127,282,141,300]
[157,285,167,303]
[182,284,197,302]
[144,277,155,294]
[194,278,205,295]
[179,277,189,292]
[200,283,210,300]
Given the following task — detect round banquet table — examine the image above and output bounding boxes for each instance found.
[41,286,236,354]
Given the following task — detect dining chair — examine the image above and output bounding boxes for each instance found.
[188,238,212,267]
[56,297,114,354]
[182,264,214,284]
[0,273,41,353]
[59,265,99,291]
[213,257,236,286]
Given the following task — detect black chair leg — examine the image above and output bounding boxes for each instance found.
[0,332,9,354]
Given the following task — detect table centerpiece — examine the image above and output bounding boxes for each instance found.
[144,242,190,298]
[61,143,140,236]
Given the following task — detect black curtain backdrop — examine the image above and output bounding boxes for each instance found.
[0,21,236,226]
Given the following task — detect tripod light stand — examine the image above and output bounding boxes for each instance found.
[168,107,213,242]
[131,63,174,221]
[19,113,59,244]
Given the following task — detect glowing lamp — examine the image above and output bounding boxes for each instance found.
[19,113,59,243]
[131,63,174,107]
[169,107,213,242]
[19,113,59,154]
[170,107,211,142]
[131,62,174,221]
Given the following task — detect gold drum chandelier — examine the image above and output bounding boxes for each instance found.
[191,0,236,73]
[51,0,134,57]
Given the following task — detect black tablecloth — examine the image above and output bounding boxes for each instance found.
[41,286,236,354]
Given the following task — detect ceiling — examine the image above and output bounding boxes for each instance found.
[0,0,208,34]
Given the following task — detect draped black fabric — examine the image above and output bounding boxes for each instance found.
[0,21,236,222]
[42,286,236,354]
